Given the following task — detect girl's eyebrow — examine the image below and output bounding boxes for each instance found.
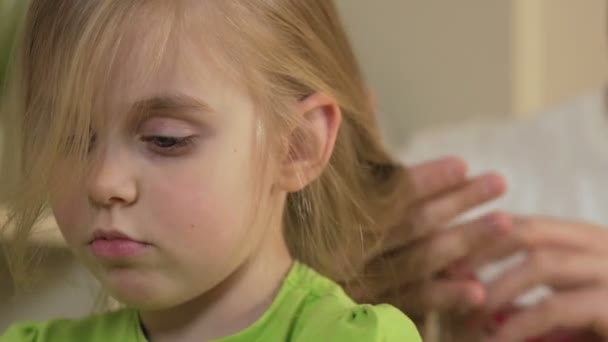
[127,93,213,126]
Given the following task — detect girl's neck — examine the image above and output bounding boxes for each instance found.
[139,232,293,342]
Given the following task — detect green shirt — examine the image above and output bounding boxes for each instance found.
[1,262,421,342]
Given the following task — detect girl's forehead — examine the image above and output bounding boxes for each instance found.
[101,13,243,118]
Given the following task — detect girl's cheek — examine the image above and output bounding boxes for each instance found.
[51,194,88,239]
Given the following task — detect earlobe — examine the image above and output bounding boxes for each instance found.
[278,93,342,192]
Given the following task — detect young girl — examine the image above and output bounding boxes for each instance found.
[1,0,420,341]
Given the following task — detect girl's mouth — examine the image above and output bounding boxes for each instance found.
[89,229,149,259]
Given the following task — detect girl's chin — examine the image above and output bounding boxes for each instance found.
[109,292,173,311]
[99,276,167,309]
[106,283,200,311]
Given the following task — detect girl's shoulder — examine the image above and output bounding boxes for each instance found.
[0,309,140,342]
[293,301,421,342]
[285,263,421,342]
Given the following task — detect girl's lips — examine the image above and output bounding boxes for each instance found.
[91,229,136,242]
[90,238,148,259]
[89,229,149,259]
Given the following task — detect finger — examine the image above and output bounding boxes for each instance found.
[485,250,608,311]
[423,212,512,278]
[407,156,468,200]
[389,279,486,317]
[374,157,472,250]
[382,170,508,256]
[468,217,608,272]
[373,212,512,285]
[394,173,507,245]
[487,288,608,341]
[513,217,608,254]
[410,172,507,230]
[465,232,521,273]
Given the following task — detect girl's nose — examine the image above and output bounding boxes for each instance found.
[86,148,139,208]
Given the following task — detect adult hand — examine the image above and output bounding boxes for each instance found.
[347,156,509,322]
[480,217,608,341]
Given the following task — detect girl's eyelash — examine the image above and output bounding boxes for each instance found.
[140,135,195,152]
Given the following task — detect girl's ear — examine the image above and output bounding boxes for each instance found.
[277,92,342,192]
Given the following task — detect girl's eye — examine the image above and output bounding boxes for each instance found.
[141,135,195,155]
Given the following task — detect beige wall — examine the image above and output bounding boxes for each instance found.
[512,0,608,116]
[338,0,608,148]
[337,0,512,149]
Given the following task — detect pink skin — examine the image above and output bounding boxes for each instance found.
[478,217,608,341]
[48,9,341,340]
[90,238,148,259]
[49,18,295,341]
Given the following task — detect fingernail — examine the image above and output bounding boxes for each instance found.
[449,165,466,182]
[484,176,503,195]
[485,212,511,234]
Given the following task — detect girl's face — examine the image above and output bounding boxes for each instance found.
[50,26,289,309]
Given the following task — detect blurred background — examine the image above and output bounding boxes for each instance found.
[336,0,608,148]
[1,0,607,331]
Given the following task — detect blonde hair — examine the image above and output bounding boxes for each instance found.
[2,0,411,293]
